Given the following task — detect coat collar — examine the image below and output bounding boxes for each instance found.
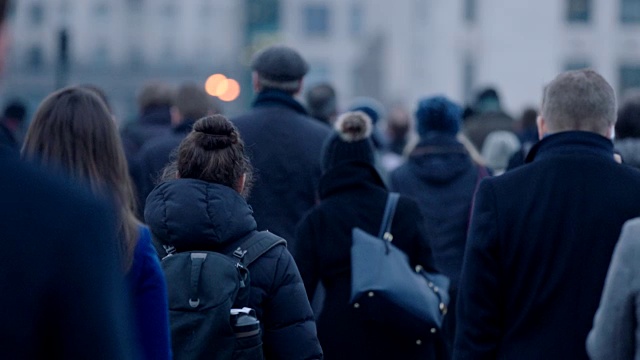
[525,131,615,164]
[252,89,308,115]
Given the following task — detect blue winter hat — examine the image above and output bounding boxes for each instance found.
[348,97,386,125]
[415,96,462,138]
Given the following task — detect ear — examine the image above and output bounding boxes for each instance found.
[235,173,246,194]
[170,106,181,126]
[294,79,304,95]
[605,125,615,140]
[536,115,547,140]
[252,72,261,92]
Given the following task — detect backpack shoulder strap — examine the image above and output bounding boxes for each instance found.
[230,231,287,267]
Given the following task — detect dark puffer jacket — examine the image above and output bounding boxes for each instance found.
[145,179,323,360]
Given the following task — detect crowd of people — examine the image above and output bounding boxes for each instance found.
[4,0,640,358]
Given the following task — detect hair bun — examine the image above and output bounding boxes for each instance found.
[334,111,372,142]
[192,115,238,150]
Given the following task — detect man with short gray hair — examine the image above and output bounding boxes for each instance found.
[232,45,330,251]
[454,69,640,360]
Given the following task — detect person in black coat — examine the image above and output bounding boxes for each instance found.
[453,69,640,360]
[0,1,136,357]
[145,115,322,359]
[232,45,330,249]
[135,83,219,213]
[295,111,447,360]
[390,96,488,353]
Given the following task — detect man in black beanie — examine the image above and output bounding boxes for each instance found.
[232,45,330,251]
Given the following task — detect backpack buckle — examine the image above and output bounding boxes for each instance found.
[233,247,247,260]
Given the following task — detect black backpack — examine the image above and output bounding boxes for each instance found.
[161,231,286,360]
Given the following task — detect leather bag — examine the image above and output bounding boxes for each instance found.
[350,192,450,338]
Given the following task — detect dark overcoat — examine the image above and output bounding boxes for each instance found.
[232,89,330,248]
[295,162,447,360]
[454,131,640,360]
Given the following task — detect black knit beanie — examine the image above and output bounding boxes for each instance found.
[321,111,375,172]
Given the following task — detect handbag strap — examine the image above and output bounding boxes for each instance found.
[378,192,400,240]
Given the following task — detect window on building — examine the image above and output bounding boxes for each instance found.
[161,2,178,19]
[27,46,43,69]
[463,55,476,103]
[127,0,143,12]
[621,0,640,23]
[620,65,640,95]
[464,0,476,23]
[94,2,109,17]
[29,3,44,26]
[564,60,591,71]
[304,5,330,37]
[350,3,363,37]
[567,0,591,23]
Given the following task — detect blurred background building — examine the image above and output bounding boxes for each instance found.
[2,0,640,121]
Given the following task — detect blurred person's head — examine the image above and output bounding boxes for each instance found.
[615,90,640,139]
[539,69,616,139]
[386,107,411,141]
[136,81,175,113]
[520,107,538,130]
[348,97,387,149]
[22,86,138,270]
[171,82,220,126]
[305,83,337,125]
[415,96,462,138]
[251,45,308,95]
[2,99,26,123]
[173,114,253,197]
[474,87,502,113]
[321,111,375,173]
[481,130,521,175]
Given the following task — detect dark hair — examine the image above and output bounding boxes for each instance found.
[136,81,175,110]
[616,91,640,139]
[306,83,337,124]
[176,114,253,196]
[22,86,138,271]
[175,82,219,120]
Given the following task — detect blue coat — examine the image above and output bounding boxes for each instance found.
[126,226,171,360]
[145,179,323,360]
[232,89,330,249]
[454,131,640,360]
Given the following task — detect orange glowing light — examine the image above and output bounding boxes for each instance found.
[218,79,240,102]
[205,74,227,96]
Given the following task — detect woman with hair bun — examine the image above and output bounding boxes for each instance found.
[21,86,171,360]
[144,114,323,359]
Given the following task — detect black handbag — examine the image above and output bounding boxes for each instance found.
[350,192,450,338]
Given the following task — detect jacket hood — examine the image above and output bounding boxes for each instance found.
[407,134,474,184]
[144,179,257,250]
